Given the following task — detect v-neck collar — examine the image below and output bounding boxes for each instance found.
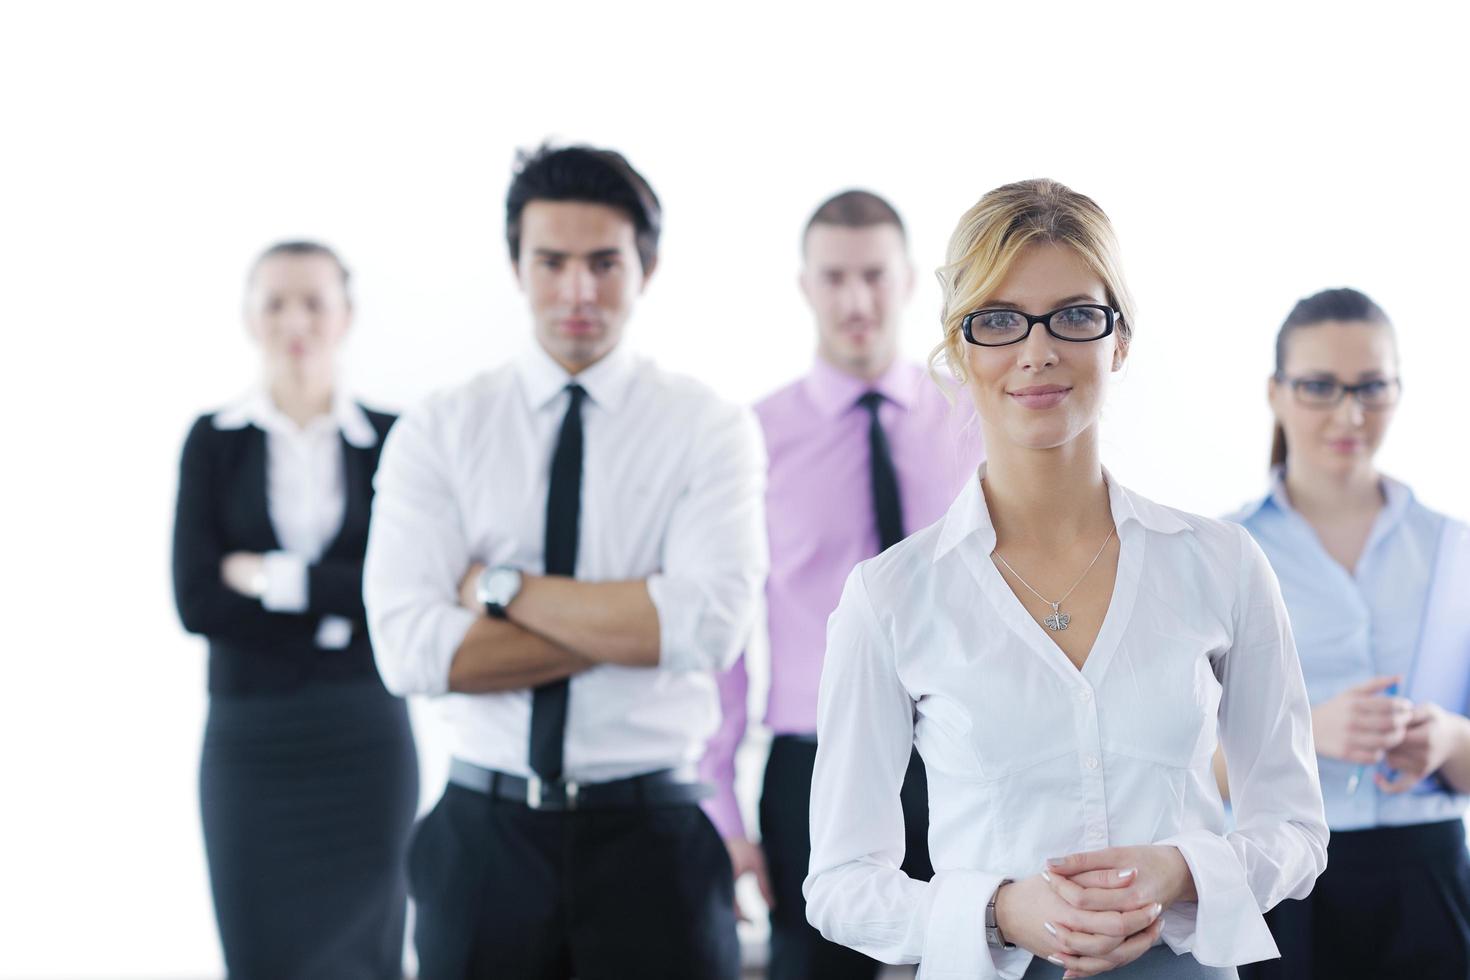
[954,508,1143,686]
[237,413,367,560]
[1257,465,1414,584]
[938,464,1190,685]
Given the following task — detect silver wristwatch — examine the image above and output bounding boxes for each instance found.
[475,565,523,619]
[986,878,1015,949]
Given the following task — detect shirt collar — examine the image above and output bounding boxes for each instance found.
[934,462,1192,561]
[212,387,377,448]
[1243,465,1415,530]
[802,356,922,418]
[515,340,637,414]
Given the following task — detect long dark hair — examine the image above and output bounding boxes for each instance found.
[1270,287,1392,468]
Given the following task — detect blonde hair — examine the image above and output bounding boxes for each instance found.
[930,178,1136,384]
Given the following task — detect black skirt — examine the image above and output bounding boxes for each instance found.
[1240,819,1470,980]
[200,677,419,980]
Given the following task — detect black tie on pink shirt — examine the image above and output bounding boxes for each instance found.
[858,391,905,552]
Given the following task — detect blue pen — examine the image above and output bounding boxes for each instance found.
[1347,681,1399,795]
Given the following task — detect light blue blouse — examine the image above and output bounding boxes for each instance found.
[1230,470,1470,831]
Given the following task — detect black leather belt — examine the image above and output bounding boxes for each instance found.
[448,758,711,812]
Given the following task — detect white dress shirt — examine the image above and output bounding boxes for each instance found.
[804,466,1328,978]
[364,342,768,783]
[213,387,378,648]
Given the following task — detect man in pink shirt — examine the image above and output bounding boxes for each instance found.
[700,191,985,978]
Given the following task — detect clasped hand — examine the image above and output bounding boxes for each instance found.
[1311,674,1459,793]
[994,845,1193,978]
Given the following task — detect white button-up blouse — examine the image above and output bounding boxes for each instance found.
[803,467,1328,979]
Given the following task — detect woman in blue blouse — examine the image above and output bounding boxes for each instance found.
[1233,288,1470,979]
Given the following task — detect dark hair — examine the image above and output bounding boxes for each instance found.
[803,189,906,250]
[1270,287,1393,468]
[248,240,352,303]
[505,144,662,273]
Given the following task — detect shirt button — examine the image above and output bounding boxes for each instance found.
[1078,688,1093,702]
[1083,755,1100,770]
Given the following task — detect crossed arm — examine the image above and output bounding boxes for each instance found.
[362,400,766,699]
[445,570,660,692]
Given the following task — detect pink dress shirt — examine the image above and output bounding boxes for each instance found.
[700,358,985,838]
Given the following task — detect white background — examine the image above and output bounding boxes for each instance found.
[2,2,1467,976]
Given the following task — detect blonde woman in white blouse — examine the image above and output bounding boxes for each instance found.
[803,180,1328,980]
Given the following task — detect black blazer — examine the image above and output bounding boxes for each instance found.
[172,406,396,696]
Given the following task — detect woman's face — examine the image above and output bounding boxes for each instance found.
[245,253,352,385]
[1269,320,1398,479]
[963,243,1124,453]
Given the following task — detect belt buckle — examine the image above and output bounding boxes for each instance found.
[526,776,581,811]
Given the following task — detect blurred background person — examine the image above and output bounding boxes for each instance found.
[1232,288,1470,980]
[364,145,766,979]
[699,190,983,979]
[171,241,418,979]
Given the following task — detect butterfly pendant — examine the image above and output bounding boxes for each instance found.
[1043,604,1071,632]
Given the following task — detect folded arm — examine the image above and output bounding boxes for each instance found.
[364,410,589,695]
[468,397,769,675]
[172,418,317,645]
[447,613,592,692]
[505,575,662,667]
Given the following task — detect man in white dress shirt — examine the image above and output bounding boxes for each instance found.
[364,144,767,979]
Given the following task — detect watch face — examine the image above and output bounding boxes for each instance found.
[480,567,521,608]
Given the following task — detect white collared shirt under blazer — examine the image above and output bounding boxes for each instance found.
[213,387,379,649]
[364,343,768,783]
[804,467,1328,979]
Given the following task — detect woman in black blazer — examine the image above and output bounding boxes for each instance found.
[172,241,418,979]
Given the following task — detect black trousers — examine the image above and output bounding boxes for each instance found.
[1239,819,1470,980]
[200,678,419,980]
[409,782,739,979]
[760,735,933,980]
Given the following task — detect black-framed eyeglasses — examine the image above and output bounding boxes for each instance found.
[1276,373,1403,410]
[960,304,1119,347]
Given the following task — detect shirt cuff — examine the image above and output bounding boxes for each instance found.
[922,870,1034,980]
[645,573,710,673]
[260,551,308,612]
[417,605,480,696]
[1155,830,1278,966]
[314,615,353,649]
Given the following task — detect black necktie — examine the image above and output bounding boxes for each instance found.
[529,383,585,781]
[858,391,905,552]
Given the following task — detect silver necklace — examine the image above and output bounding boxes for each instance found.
[992,527,1117,632]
